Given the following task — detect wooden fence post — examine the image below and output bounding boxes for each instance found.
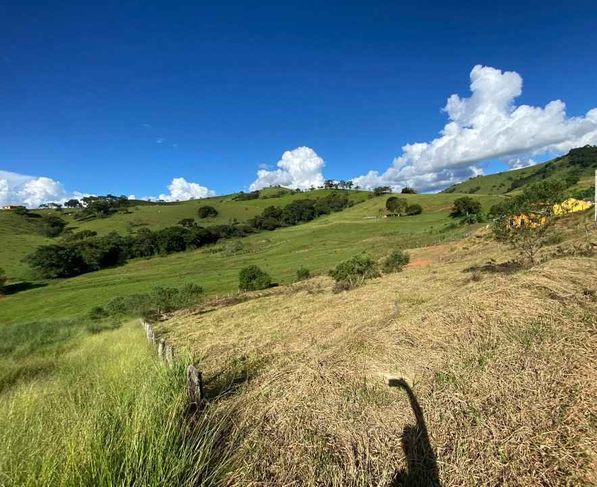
[187,365,204,405]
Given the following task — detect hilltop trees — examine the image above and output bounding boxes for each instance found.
[64,199,82,208]
[373,186,392,196]
[401,187,416,194]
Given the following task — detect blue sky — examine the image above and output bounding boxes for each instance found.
[1,1,597,205]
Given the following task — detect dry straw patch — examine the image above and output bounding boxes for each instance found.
[162,223,597,486]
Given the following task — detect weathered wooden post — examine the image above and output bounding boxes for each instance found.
[187,365,204,405]
[164,344,174,367]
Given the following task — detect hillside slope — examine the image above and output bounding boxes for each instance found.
[0,192,502,323]
[159,214,597,485]
[0,189,369,281]
[443,145,597,195]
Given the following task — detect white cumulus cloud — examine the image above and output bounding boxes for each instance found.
[158,177,215,202]
[353,65,597,192]
[0,170,71,207]
[250,146,325,191]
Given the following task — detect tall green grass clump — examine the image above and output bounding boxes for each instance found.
[0,321,233,486]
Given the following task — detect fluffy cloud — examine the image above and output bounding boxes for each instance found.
[158,177,215,202]
[0,170,70,207]
[250,147,325,191]
[353,65,597,192]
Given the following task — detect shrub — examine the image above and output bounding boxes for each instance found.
[177,218,196,228]
[382,250,410,273]
[296,267,311,281]
[98,283,204,320]
[450,197,482,218]
[405,203,423,215]
[329,254,380,289]
[239,265,272,291]
[197,205,218,218]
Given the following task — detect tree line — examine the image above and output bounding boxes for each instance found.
[24,192,356,279]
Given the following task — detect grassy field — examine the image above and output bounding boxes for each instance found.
[0,319,233,486]
[0,192,502,323]
[158,212,597,485]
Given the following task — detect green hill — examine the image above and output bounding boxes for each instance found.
[443,145,597,195]
[0,188,369,281]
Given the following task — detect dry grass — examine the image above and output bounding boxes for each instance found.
[160,219,597,486]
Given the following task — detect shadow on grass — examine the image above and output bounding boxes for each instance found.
[464,259,523,274]
[202,355,267,401]
[1,281,48,295]
[389,379,441,487]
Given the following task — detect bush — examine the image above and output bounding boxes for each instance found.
[405,203,423,215]
[239,265,272,291]
[296,267,311,281]
[450,196,482,218]
[197,205,218,218]
[382,250,410,273]
[97,283,204,320]
[329,254,380,289]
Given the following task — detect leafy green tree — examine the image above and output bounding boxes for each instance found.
[401,187,416,194]
[64,199,82,208]
[373,186,392,196]
[239,265,272,291]
[405,203,423,215]
[386,196,408,215]
[491,180,565,264]
[197,205,218,218]
[450,197,482,218]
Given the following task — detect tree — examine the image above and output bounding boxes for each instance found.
[239,265,272,291]
[373,186,392,196]
[450,197,482,218]
[386,196,408,215]
[491,180,565,265]
[405,203,423,215]
[401,187,416,194]
[345,181,354,190]
[197,205,218,218]
[64,199,82,208]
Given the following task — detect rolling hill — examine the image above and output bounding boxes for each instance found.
[443,145,597,195]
